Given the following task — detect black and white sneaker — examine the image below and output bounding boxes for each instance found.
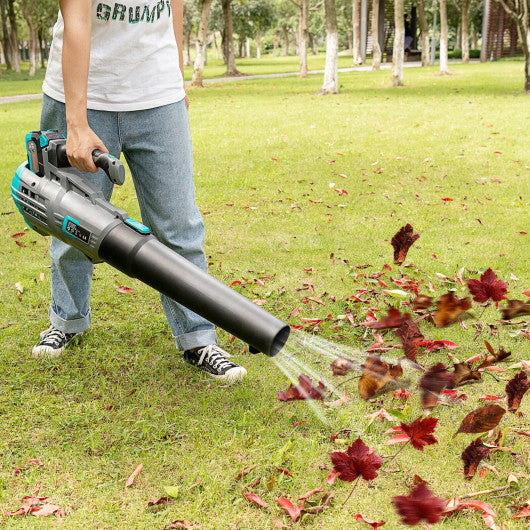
[184,345,247,383]
[32,326,79,358]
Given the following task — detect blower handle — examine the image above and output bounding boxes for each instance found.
[92,150,125,186]
[54,142,125,185]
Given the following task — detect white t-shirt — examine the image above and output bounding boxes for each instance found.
[43,1,185,111]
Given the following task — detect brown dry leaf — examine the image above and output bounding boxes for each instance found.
[450,363,482,388]
[323,391,348,407]
[501,300,530,320]
[146,497,176,509]
[477,342,511,369]
[330,356,356,376]
[419,363,452,411]
[125,463,143,487]
[395,320,424,363]
[235,464,258,482]
[433,293,472,327]
[412,295,434,310]
[358,356,403,400]
[453,404,506,437]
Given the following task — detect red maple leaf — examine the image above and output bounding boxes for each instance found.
[277,374,326,402]
[461,439,490,479]
[505,371,530,412]
[391,224,420,265]
[329,438,382,482]
[467,268,508,303]
[399,417,438,451]
[392,484,445,526]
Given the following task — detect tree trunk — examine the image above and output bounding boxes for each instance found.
[0,0,13,70]
[7,0,20,72]
[221,0,241,75]
[455,22,461,50]
[461,0,471,62]
[517,20,530,91]
[392,0,405,86]
[183,28,191,66]
[299,0,309,77]
[318,0,339,94]
[256,30,262,59]
[283,27,290,56]
[471,26,478,49]
[439,0,450,74]
[371,0,381,70]
[417,0,430,66]
[191,0,213,87]
[352,0,363,64]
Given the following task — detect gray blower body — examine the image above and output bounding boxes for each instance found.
[11,131,289,356]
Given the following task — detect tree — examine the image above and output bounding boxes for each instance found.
[371,0,382,69]
[318,0,339,93]
[2,0,20,72]
[221,0,242,75]
[417,0,431,66]
[494,0,530,91]
[191,0,213,86]
[461,0,472,62]
[392,0,405,86]
[352,0,363,63]
[439,0,450,74]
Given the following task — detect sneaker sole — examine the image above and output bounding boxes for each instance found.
[31,345,66,358]
[208,367,247,383]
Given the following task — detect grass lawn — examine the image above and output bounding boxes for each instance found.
[0,60,529,529]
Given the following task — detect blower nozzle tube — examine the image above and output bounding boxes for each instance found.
[99,223,290,357]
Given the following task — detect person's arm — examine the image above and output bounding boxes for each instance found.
[170,0,189,107]
[60,0,107,173]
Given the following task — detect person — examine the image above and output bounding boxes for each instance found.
[32,0,247,383]
[404,14,413,53]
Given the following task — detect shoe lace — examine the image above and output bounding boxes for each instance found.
[41,327,67,346]
[197,345,234,370]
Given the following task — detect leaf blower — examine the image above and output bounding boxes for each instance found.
[11,130,290,356]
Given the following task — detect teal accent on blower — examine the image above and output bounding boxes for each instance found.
[11,163,34,229]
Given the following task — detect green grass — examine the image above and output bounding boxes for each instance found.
[0,61,529,529]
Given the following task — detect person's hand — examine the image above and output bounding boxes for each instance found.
[184,93,190,109]
[66,124,108,173]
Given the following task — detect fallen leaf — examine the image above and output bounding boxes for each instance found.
[505,371,530,412]
[330,356,356,376]
[511,506,530,519]
[162,521,202,530]
[395,320,424,362]
[145,497,176,509]
[397,416,438,451]
[392,484,445,525]
[391,224,420,265]
[467,268,508,303]
[453,404,506,437]
[450,362,482,387]
[433,293,472,327]
[412,295,434,310]
[241,489,269,508]
[323,391,348,407]
[418,339,459,353]
[358,356,403,400]
[274,497,302,521]
[329,438,382,482]
[477,342,511,369]
[125,464,143,487]
[366,308,410,329]
[501,299,530,319]
[354,512,387,528]
[277,374,326,401]
[419,363,452,411]
[461,439,490,479]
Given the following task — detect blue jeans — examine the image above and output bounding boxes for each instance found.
[40,94,217,351]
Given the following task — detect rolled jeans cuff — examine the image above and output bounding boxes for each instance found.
[49,306,91,334]
[174,329,217,352]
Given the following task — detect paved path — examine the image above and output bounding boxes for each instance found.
[0,62,426,105]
